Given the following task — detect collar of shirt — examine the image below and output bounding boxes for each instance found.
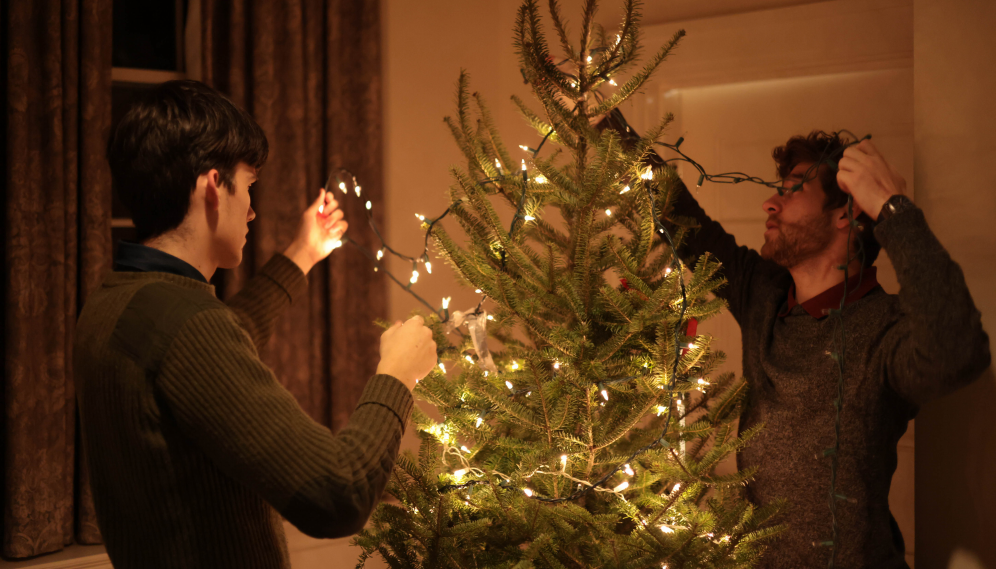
[114,241,208,284]
[778,266,879,319]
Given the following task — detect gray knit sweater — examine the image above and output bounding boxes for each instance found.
[74,253,413,568]
[671,185,990,568]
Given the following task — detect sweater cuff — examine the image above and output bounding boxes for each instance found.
[872,200,925,251]
[356,374,414,432]
[260,253,309,304]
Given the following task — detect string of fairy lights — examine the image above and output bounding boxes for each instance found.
[325,78,868,566]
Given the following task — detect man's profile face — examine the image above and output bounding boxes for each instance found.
[759,162,835,269]
[213,162,257,269]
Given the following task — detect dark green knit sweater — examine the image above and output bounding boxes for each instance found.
[74,253,413,568]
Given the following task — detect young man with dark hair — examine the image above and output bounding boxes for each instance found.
[75,80,437,568]
[603,112,990,568]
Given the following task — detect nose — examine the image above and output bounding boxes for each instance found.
[247,205,256,222]
[761,192,781,216]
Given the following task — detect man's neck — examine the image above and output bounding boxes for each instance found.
[789,254,864,305]
[143,231,217,282]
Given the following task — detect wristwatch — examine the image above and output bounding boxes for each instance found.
[877,194,914,223]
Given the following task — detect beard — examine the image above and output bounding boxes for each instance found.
[760,209,835,269]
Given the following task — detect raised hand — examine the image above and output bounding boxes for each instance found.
[284,189,349,274]
[836,139,907,219]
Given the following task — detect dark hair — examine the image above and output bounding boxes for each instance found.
[772,131,880,267]
[106,80,268,241]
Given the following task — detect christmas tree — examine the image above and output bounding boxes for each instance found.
[356,1,782,566]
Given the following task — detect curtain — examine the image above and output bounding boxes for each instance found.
[200,0,386,430]
[1,0,111,559]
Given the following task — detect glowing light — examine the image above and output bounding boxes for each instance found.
[534,175,547,184]
[553,361,560,370]
[338,181,347,193]
[524,215,535,221]
[511,361,519,370]
[560,455,568,468]
[687,343,697,350]
[425,261,433,274]
[523,488,534,497]
[365,200,372,210]
[465,355,474,363]
[318,204,324,214]
[656,405,667,416]
[665,267,672,275]
[624,464,634,476]
[453,469,466,479]
[376,249,384,260]
[601,389,609,401]
[609,78,618,86]
[605,209,612,216]
[438,363,446,373]
[672,482,681,493]
[487,315,494,321]
[495,158,502,170]
[641,166,654,180]
[442,296,451,309]
[619,185,631,194]
[519,145,530,152]
[697,378,709,385]
[660,525,675,534]
[475,289,482,294]
[506,380,514,390]
[587,55,593,63]
[330,240,342,250]
[410,270,419,284]
[521,159,527,171]
[476,417,483,428]
[355,185,362,197]
[460,446,470,453]
[416,213,425,221]
[613,481,629,492]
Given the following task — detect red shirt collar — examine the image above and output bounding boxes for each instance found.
[778,266,880,319]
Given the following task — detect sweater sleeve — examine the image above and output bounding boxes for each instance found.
[595,109,781,324]
[667,180,771,325]
[872,204,991,405]
[226,253,308,352]
[156,306,413,538]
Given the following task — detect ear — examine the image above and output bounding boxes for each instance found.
[835,202,865,231]
[202,169,222,212]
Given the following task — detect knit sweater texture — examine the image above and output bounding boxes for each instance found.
[672,185,990,568]
[74,253,413,569]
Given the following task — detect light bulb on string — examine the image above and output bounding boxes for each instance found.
[605,209,612,216]
[338,181,347,193]
[460,445,470,453]
[613,481,629,492]
[475,288,482,294]
[641,166,654,180]
[660,526,674,534]
[438,362,446,373]
[534,175,547,184]
[624,463,634,476]
[410,270,419,284]
[475,417,483,428]
[511,361,519,370]
[365,200,371,210]
[560,455,568,469]
[487,315,494,321]
[619,185,631,194]
[465,355,474,363]
[609,78,618,86]
[505,380,514,390]
[453,469,466,480]
[442,297,451,309]
[523,488,533,497]
[553,361,560,370]
[524,215,535,221]
[586,55,592,63]
[601,388,609,401]
[495,158,502,172]
[355,185,362,197]
[425,261,432,274]
[415,213,425,221]
[376,249,384,260]
[521,159,526,171]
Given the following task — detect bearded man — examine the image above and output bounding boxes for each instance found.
[604,115,990,568]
